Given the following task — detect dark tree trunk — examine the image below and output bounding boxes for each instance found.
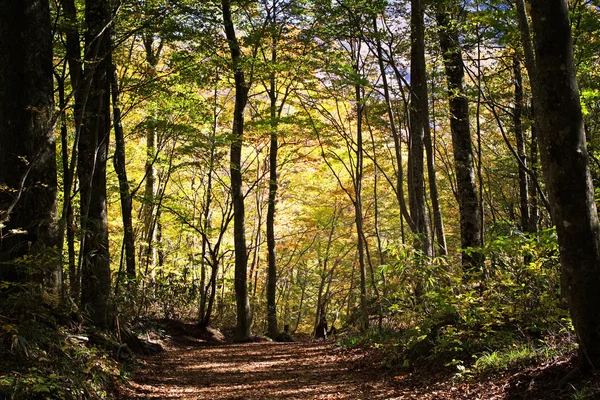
[409,0,433,257]
[515,0,540,234]
[266,82,279,339]
[513,57,530,232]
[62,0,82,300]
[0,0,60,290]
[529,118,539,232]
[530,0,600,371]
[110,60,136,280]
[373,18,416,234]
[425,103,447,255]
[264,0,281,340]
[56,74,78,300]
[141,33,161,284]
[435,4,483,270]
[354,79,369,331]
[79,0,112,329]
[222,0,252,342]
[200,257,219,329]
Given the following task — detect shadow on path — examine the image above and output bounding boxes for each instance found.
[119,340,399,399]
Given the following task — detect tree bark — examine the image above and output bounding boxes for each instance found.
[79,0,112,329]
[222,0,252,342]
[62,0,83,300]
[56,75,78,298]
[425,98,447,255]
[409,0,433,257]
[0,0,60,290]
[530,0,600,371]
[266,68,279,339]
[110,60,136,280]
[354,76,369,331]
[435,3,483,270]
[515,0,540,233]
[513,56,530,232]
[373,18,416,234]
[141,33,161,286]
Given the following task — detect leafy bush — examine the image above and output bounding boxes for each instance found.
[0,282,125,399]
[340,228,573,371]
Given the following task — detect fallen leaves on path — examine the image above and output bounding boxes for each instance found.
[118,340,399,399]
[116,325,599,399]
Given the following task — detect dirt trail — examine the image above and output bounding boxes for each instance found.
[117,325,586,400]
[119,339,400,399]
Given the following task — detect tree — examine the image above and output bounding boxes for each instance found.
[110,58,136,281]
[408,0,432,258]
[140,30,163,285]
[0,0,60,291]
[222,0,252,342]
[60,0,83,299]
[78,0,112,329]
[530,0,600,371]
[435,1,483,270]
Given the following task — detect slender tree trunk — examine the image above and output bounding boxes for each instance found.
[513,56,530,232]
[110,60,136,280]
[0,0,60,290]
[475,11,485,248]
[141,33,161,286]
[62,0,83,300]
[530,0,600,371]
[57,75,78,298]
[266,73,279,339]
[409,0,433,257]
[529,118,539,232]
[354,68,369,331]
[424,103,447,255]
[515,0,541,233]
[200,253,219,329]
[222,0,252,342]
[79,0,112,329]
[373,18,416,233]
[436,4,483,271]
[427,71,447,255]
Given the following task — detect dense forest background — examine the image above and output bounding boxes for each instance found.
[1,0,600,398]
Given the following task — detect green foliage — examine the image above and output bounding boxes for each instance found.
[0,282,125,399]
[338,228,571,373]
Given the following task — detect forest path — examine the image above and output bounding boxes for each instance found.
[118,338,402,399]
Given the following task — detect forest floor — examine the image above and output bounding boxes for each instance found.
[116,322,598,399]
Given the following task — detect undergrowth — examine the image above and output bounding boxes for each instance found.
[0,284,127,399]
[338,228,577,378]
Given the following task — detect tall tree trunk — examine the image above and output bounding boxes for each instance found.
[530,0,600,371]
[529,119,539,232]
[79,0,112,329]
[57,75,78,298]
[427,71,447,255]
[222,0,252,342]
[62,0,83,300]
[373,18,416,233]
[515,0,540,233]
[141,33,161,287]
[352,39,369,331]
[110,60,136,281]
[513,56,530,232]
[199,80,218,326]
[0,0,60,290]
[424,99,447,255]
[435,3,483,271]
[266,68,279,339]
[409,0,433,257]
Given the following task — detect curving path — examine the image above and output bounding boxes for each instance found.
[119,340,400,399]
